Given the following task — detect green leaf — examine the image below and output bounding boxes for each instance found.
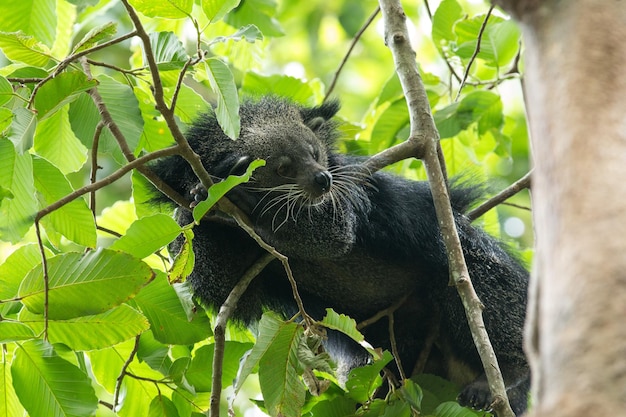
[67,92,101,149]
[19,248,155,320]
[0,75,13,106]
[127,0,193,18]
[370,98,410,153]
[259,318,306,417]
[204,58,240,139]
[148,31,189,71]
[202,0,242,22]
[11,340,98,417]
[193,159,265,221]
[241,73,316,105]
[33,71,98,121]
[167,83,211,124]
[209,24,263,45]
[234,313,283,394]
[434,102,462,139]
[0,244,52,302]
[0,32,51,67]
[32,156,97,247]
[19,304,150,350]
[132,271,212,345]
[0,139,37,243]
[134,87,176,153]
[432,0,463,47]
[0,350,25,417]
[322,308,381,360]
[110,214,181,259]
[0,0,57,47]
[186,342,253,391]
[0,322,35,343]
[434,401,486,417]
[345,351,393,403]
[72,21,117,54]
[7,107,36,153]
[34,107,88,174]
[97,75,144,159]
[148,395,179,417]
[225,0,284,37]
[168,228,195,284]
[458,90,503,134]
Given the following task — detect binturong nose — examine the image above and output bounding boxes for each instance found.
[314,170,332,193]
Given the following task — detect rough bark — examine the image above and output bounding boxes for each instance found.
[493,0,626,415]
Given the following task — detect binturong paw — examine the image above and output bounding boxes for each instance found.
[457,378,493,413]
[189,183,208,208]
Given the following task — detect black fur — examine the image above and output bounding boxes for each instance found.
[151,96,530,415]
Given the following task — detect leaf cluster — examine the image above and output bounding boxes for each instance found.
[0,0,528,416]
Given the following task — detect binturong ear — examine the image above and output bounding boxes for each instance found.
[299,99,341,124]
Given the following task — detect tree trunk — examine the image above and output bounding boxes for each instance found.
[493,0,626,415]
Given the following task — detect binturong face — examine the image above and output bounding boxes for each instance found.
[240,117,333,202]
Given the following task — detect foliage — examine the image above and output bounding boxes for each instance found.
[0,0,530,416]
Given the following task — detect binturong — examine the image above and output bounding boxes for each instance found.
[151,95,530,415]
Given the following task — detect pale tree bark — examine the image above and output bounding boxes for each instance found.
[493,0,626,415]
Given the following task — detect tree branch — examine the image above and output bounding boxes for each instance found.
[376,1,514,416]
[210,252,275,417]
[468,170,532,221]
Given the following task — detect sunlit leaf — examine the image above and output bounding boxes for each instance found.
[128,0,193,18]
[72,21,117,54]
[0,0,56,47]
[148,31,189,71]
[432,0,463,47]
[132,271,212,345]
[32,156,97,247]
[7,107,36,153]
[0,75,13,106]
[345,350,393,403]
[19,304,150,350]
[34,107,88,174]
[33,71,97,121]
[193,159,265,221]
[0,322,35,343]
[202,0,241,22]
[205,58,240,139]
[11,340,98,417]
[0,350,25,417]
[96,75,144,159]
[19,248,155,320]
[0,139,37,243]
[186,342,253,391]
[259,318,306,417]
[148,395,179,417]
[0,32,50,67]
[225,0,284,37]
[110,214,181,259]
[209,24,263,45]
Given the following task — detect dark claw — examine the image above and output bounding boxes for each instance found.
[189,183,208,207]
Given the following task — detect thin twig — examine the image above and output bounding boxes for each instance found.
[467,171,532,221]
[388,313,406,381]
[455,5,495,101]
[357,294,409,330]
[114,335,141,410]
[89,121,105,217]
[35,146,181,222]
[34,222,49,341]
[210,252,275,417]
[325,6,380,100]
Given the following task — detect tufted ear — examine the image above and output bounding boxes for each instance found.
[299,99,340,124]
